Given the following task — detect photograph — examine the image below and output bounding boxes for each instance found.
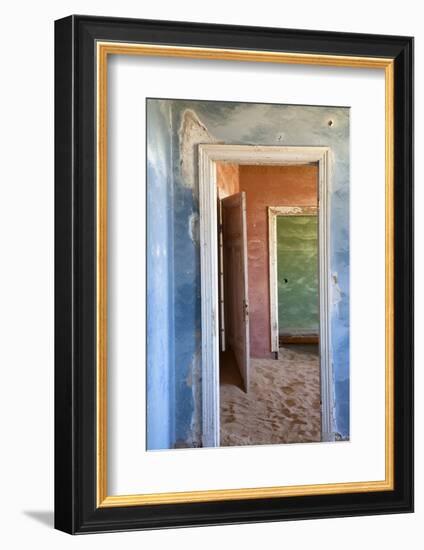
[146,98,350,450]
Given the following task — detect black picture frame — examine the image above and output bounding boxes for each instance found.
[55,14,414,534]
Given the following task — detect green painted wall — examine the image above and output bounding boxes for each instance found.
[277,216,319,335]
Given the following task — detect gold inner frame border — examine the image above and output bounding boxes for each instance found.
[96,41,394,508]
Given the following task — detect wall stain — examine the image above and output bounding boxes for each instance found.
[185,347,202,447]
[331,272,342,315]
[188,212,199,244]
[178,109,217,190]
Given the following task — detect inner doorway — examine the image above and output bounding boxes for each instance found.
[199,145,332,448]
[268,206,319,352]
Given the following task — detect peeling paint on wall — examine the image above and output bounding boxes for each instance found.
[178,109,217,190]
[186,348,202,447]
[280,206,310,215]
[331,272,343,315]
[188,212,199,244]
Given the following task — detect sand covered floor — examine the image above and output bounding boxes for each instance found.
[220,345,321,446]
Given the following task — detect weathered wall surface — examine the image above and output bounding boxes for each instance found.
[239,164,317,357]
[146,100,174,450]
[147,99,350,446]
[277,216,319,335]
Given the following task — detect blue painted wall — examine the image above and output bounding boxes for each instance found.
[146,100,174,450]
[147,99,350,447]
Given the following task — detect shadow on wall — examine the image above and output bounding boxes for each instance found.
[23,511,54,529]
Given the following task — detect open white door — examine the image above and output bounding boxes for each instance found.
[221,191,250,392]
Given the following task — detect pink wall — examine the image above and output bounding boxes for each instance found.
[239,165,318,358]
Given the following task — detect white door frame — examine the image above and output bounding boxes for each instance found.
[198,144,333,447]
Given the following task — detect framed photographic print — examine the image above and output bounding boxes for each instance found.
[54,15,414,533]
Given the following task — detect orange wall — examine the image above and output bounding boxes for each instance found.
[216,163,239,199]
[239,165,318,358]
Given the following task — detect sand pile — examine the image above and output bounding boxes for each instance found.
[220,345,321,446]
